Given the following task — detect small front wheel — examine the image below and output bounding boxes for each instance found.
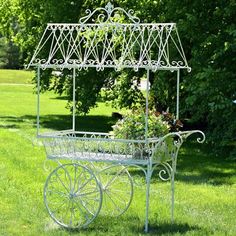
[44,163,102,229]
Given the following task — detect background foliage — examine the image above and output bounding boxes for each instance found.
[0,0,235,156]
[0,36,22,69]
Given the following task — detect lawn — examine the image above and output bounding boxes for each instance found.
[0,69,236,236]
[0,69,34,84]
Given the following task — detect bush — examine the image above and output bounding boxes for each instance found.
[111,110,170,140]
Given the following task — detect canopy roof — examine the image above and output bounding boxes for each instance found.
[28,2,190,71]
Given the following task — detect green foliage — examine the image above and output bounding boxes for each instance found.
[111,110,170,140]
[0,37,22,69]
[103,69,145,110]
[148,71,177,113]
[70,69,111,114]
[162,0,236,155]
[1,0,235,155]
[0,37,7,68]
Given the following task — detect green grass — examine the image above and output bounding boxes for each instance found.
[0,69,34,84]
[0,70,236,235]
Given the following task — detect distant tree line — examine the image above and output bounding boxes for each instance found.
[0,0,235,157]
[0,35,22,69]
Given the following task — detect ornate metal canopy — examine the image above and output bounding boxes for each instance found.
[28,2,190,72]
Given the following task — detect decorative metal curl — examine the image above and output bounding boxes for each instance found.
[187,67,191,72]
[79,2,140,24]
[171,61,184,67]
[154,162,173,181]
[35,58,47,64]
[180,130,206,143]
[160,60,168,66]
[43,159,59,172]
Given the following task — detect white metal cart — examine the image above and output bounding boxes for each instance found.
[28,2,205,232]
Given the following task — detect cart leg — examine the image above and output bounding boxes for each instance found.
[171,165,175,224]
[144,171,151,233]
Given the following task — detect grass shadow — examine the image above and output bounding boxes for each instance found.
[50,95,69,100]
[175,142,236,186]
[39,114,116,132]
[0,124,19,129]
[0,114,116,133]
[176,170,236,186]
[45,216,202,235]
[140,222,201,235]
[0,115,30,129]
[0,115,29,123]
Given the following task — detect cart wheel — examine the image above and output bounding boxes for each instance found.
[99,165,133,217]
[44,163,102,229]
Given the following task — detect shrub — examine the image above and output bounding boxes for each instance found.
[111,110,170,140]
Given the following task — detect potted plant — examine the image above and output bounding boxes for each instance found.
[110,109,171,159]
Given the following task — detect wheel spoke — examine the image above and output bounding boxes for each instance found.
[103,168,126,189]
[61,199,71,225]
[44,164,102,229]
[79,196,100,215]
[47,189,68,197]
[50,198,69,215]
[77,175,94,192]
[107,191,127,205]
[104,190,121,212]
[55,172,70,194]
[99,166,133,217]
[73,165,85,191]
[73,198,91,222]
[69,200,74,227]
[73,165,78,191]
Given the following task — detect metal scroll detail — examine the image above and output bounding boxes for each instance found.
[152,130,206,181]
[157,162,173,181]
[79,2,140,24]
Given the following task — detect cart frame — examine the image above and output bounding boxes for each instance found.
[28,2,205,232]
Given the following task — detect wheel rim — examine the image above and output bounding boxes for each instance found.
[99,165,133,217]
[44,163,102,229]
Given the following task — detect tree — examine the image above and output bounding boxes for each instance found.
[0,36,22,69]
[0,37,8,68]
[1,0,235,155]
[163,0,236,155]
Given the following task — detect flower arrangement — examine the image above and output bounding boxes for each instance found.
[110,110,170,140]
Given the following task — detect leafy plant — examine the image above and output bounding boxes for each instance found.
[111,109,170,140]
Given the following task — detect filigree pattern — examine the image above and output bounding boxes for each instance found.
[79,2,140,24]
[41,130,205,165]
[27,3,190,71]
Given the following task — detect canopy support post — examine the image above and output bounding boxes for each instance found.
[36,66,40,136]
[72,68,76,131]
[145,69,150,142]
[176,69,180,120]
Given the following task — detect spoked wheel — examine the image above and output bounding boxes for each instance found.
[98,165,133,217]
[44,163,102,229]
